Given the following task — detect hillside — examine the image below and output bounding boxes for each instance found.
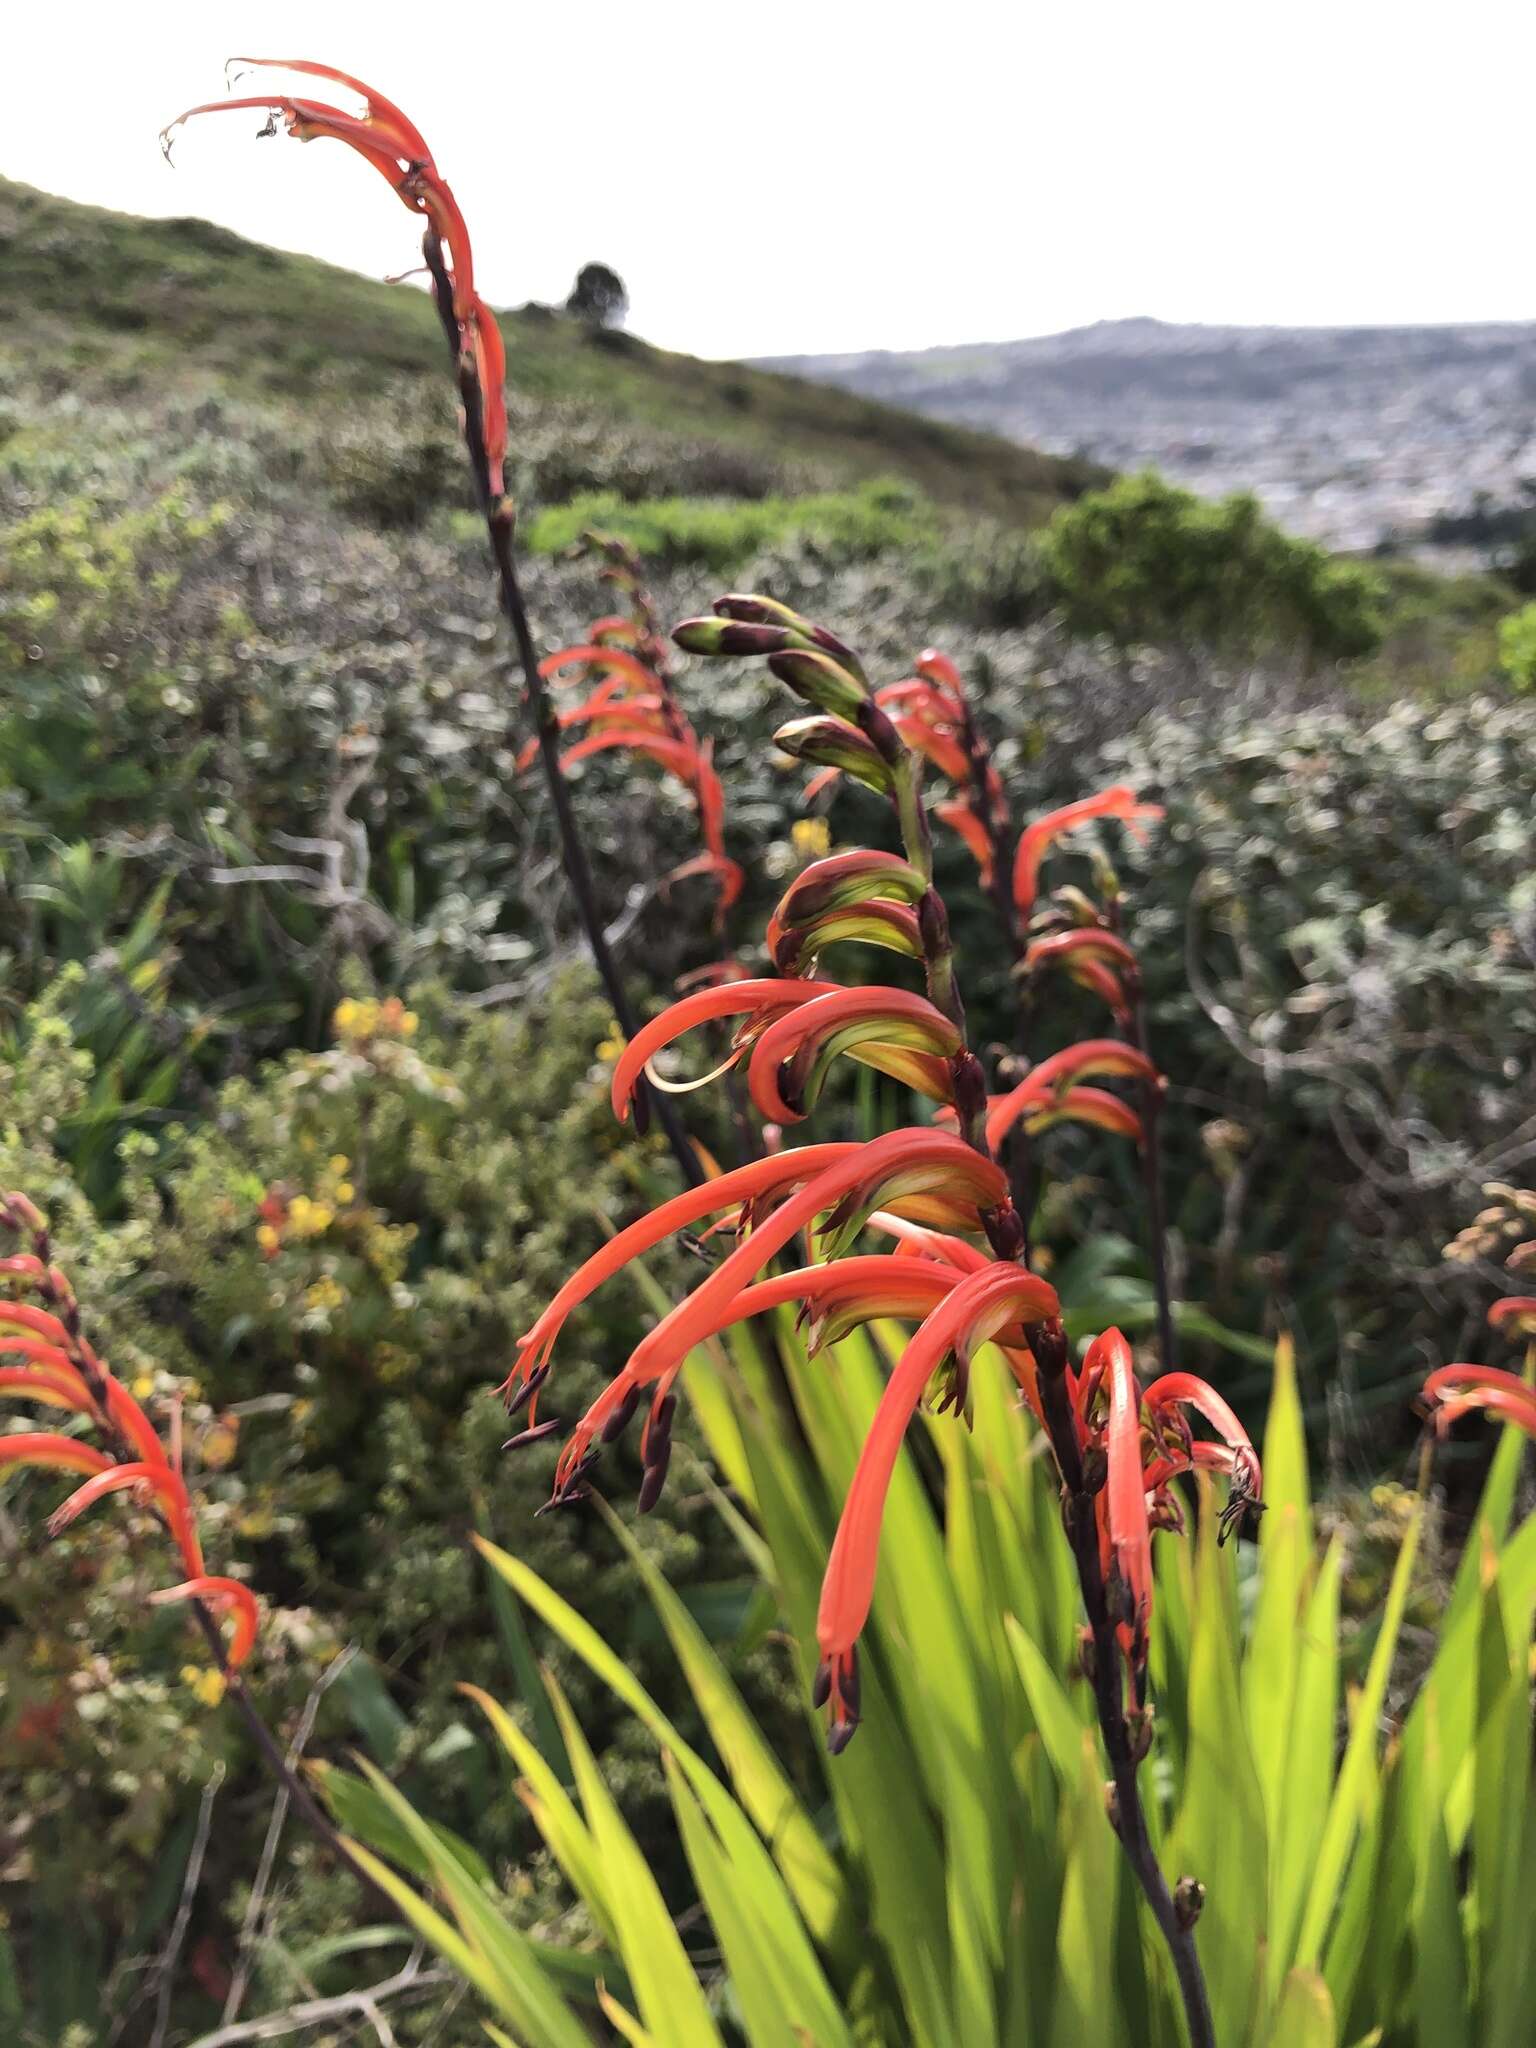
[0,175,1102,528]
[759,315,1536,552]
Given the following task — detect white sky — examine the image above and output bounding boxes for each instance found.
[8,2,1533,361]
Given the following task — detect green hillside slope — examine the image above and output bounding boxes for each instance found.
[0,174,1102,526]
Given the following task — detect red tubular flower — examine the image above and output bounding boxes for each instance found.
[935,800,996,883]
[506,1143,862,1401]
[1013,786,1164,918]
[149,1577,261,1670]
[546,1131,1010,1498]
[745,986,962,1122]
[1488,1296,1536,1336]
[47,1462,205,1577]
[1022,929,1140,979]
[0,1433,115,1481]
[1022,1087,1144,1144]
[609,979,842,1123]
[1420,1363,1536,1441]
[815,1266,1061,1746]
[163,63,508,493]
[1100,1331,1153,1681]
[983,1039,1159,1149]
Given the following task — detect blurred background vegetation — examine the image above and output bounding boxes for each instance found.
[1,172,1533,2041]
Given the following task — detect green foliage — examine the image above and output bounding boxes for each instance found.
[1496,599,1536,691]
[324,1323,1536,2046]
[1042,472,1386,662]
[524,479,939,572]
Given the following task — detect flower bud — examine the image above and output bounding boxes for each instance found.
[712,593,808,629]
[774,718,895,796]
[768,649,869,719]
[672,616,817,658]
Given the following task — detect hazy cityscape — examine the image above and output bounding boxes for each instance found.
[761,316,1536,556]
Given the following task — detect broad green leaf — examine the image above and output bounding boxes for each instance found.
[1049,1733,1119,2048]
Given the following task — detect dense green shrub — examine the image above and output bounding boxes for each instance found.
[1497,598,1536,690]
[524,478,939,571]
[1041,471,1385,662]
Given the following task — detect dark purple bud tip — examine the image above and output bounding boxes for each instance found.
[840,1647,861,1718]
[503,1417,564,1451]
[826,1716,860,1756]
[811,1658,833,1709]
[636,1463,668,1515]
[535,1485,590,1517]
[601,1385,642,1444]
[506,1361,551,1417]
[712,593,804,628]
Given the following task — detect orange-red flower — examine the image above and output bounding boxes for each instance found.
[1420,1363,1536,1441]
[162,62,508,493]
[1,1205,258,1676]
[815,1264,1062,1746]
[528,635,744,922]
[1013,786,1163,918]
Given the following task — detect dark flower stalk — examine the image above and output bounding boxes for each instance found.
[164,60,701,1188]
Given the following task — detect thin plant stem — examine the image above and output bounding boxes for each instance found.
[420,234,700,1187]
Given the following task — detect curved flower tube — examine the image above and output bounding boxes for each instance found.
[770,849,927,930]
[936,800,995,882]
[745,986,962,1123]
[1023,929,1141,979]
[46,1462,205,1577]
[1100,1331,1153,1683]
[162,65,507,493]
[1022,1087,1144,1144]
[610,980,842,1122]
[769,900,925,976]
[815,1266,1062,1746]
[0,1432,115,1480]
[508,1143,861,1397]
[539,644,664,695]
[1488,1296,1536,1335]
[1420,1362,1536,1441]
[1013,786,1164,918]
[549,1131,1011,1495]
[0,1366,93,1413]
[149,1576,261,1670]
[983,1039,1159,1149]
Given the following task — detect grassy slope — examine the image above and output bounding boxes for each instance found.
[0,175,1103,526]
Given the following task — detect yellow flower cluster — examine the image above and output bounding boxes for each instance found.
[596,1018,626,1064]
[333,996,420,1044]
[792,816,832,860]
[285,1194,335,1239]
[304,1275,347,1314]
[181,1664,227,1708]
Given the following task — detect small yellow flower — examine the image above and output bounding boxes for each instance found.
[181,1665,227,1708]
[333,1181,356,1205]
[398,1009,419,1038]
[792,816,832,860]
[255,1222,281,1255]
[304,1276,346,1313]
[333,998,361,1036]
[286,1197,334,1239]
[328,1155,351,1175]
[201,1421,240,1470]
[131,1374,156,1400]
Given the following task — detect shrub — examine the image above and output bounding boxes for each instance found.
[1497,598,1536,690]
[1041,471,1385,663]
[524,479,939,572]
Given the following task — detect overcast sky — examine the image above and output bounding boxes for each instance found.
[9,2,1532,361]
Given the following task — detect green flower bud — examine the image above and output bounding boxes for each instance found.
[774,717,895,795]
[768,649,868,719]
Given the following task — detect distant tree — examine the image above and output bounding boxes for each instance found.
[566,262,629,329]
[1041,471,1384,665]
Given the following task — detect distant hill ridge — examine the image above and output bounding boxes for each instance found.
[757,316,1536,551]
[0,175,1100,529]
